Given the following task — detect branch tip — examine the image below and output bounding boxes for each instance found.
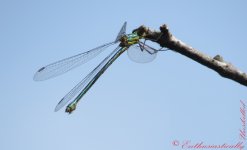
[132,23,247,87]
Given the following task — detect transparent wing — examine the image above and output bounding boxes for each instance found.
[33,42,115,81]
[54,46,123,112]
[127,43,157,63]
[115,21,127,42]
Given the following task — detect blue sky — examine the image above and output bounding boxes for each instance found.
[1,0,247,149]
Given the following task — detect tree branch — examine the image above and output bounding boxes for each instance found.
[133,24,247,87]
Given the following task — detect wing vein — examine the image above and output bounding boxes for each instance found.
[33,42,115,81]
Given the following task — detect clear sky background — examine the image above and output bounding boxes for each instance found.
[1,0,247,150]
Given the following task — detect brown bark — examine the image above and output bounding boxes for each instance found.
[133,24,247,87]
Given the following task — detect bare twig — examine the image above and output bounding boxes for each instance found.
[133,24,247,87]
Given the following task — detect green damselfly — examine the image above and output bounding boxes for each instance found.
[34,22,164,113]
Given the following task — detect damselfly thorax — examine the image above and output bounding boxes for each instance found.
[119,32,141,47]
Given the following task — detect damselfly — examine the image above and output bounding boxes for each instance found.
[33,22,165,113]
